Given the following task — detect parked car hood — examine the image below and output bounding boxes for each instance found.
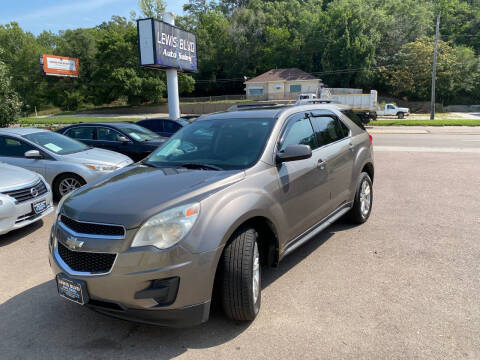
[0,162,40,191]
[62,165,244,229]
[145,138,167,146]
[62,147,133,167]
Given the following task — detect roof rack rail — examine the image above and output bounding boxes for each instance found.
[227,102,288,111]
[295,99,335,105]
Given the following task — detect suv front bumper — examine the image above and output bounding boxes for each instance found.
[48,223,222,327]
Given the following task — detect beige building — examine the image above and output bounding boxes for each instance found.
[244,68,321,101]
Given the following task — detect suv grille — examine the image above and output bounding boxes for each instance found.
[60,215,125,237]
[57,242,116,273]
[3,180,47,203]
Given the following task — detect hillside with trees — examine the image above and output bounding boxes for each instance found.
[0,0,479,116]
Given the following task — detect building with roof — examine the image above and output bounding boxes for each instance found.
[244,68,321,101]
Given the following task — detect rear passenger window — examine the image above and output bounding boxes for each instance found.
[164,121,181,133]
[310,116,345,147]
[280,117,316,151]
[141,120,163,132]
[67,127,95,140]
[338,120,350,137]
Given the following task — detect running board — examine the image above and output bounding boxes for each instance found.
[282,206,351,258]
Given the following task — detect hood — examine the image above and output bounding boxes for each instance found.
[145,138,167,146]
[62,147,132,167]
[142,138,167,151]
[62,165,244,228]
[0,163,40,191]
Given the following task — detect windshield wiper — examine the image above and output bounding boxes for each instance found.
[179,163,223,171]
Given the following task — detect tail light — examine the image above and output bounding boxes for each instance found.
[368,134,373,144]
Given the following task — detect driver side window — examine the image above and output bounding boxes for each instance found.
[280,115,317,151]
[97,128,124,142]
[0,136,36,157]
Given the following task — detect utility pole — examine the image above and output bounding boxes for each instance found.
[164,12,181,120]
[430,14,440,120]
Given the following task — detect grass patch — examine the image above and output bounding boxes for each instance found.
[17,117,142,126]
[370,119,480,126]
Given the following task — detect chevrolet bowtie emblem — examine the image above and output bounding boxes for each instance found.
[65,236,84,250]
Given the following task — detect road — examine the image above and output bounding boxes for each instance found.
[1,130,479,359]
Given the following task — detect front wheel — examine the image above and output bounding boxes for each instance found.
[53,174,85,200]
[349,172,373,224]
[397,112,404,119]
[220,227,261,321]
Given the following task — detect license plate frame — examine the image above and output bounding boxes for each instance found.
[32,199,47,214]
[56,274,89,305]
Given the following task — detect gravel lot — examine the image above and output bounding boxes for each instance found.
[0,133,479,359]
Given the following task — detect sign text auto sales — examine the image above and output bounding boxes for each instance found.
[137,18,197,72]
[158,31,195,63]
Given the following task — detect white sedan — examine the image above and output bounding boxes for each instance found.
[0,162,54,235]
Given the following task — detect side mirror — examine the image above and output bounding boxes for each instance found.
[118,136,130,143]
[276,145,312,164]
[24,150,42,159]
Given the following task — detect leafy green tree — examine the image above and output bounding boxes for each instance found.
[381,37,465,102]
[0,54,22,126]
[140,0,166,18]
[0,23,48,110]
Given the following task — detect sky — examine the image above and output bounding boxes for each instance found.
[0,0,188,35]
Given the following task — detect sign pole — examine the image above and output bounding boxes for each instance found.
[164,12,181,120]
[430,14,440,120]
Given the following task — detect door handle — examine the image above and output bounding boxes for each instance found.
[317,159,326,170]
[349,143,355,152]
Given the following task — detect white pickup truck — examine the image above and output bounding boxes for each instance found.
[376,104,410,119]
[296,90,410,120]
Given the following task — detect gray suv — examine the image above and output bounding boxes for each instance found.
[49,104,374,327]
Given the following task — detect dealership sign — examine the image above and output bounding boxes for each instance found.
[137,18,197,72]
[40,54,79,78]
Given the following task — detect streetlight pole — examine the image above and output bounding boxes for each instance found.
[164,12,181,120]
[430,14,440,120]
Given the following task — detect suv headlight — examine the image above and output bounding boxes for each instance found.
[131,203,200,250]
[84,163,118,172]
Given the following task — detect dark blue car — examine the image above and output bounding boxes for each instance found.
[57,122,167,162]
[136,118,192,138]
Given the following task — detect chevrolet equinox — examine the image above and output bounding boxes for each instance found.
[49,104,374,327]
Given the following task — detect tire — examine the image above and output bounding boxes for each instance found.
[349,172,373,224]
[397,112,404,119]
[221,227,261,321]
[53,173,86,200]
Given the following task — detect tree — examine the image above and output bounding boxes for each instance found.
[0,54,22,127]
[380,37,469,102]
[138,0,166,19]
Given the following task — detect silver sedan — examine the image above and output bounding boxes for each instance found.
[0,162,53,235]
[0,128,133,199]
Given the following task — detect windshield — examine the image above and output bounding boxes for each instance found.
[120,124,159,141]
[23,131,89,155]
[145,117,275,170]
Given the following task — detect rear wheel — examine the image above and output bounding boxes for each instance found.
[349,172,373,224]
[397,112,404,119]
[221,227,261,321]
[53,174,85,200]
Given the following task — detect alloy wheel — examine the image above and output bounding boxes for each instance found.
[59,178,82,196]
[252,241,260,304]
[359,179,371,218]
